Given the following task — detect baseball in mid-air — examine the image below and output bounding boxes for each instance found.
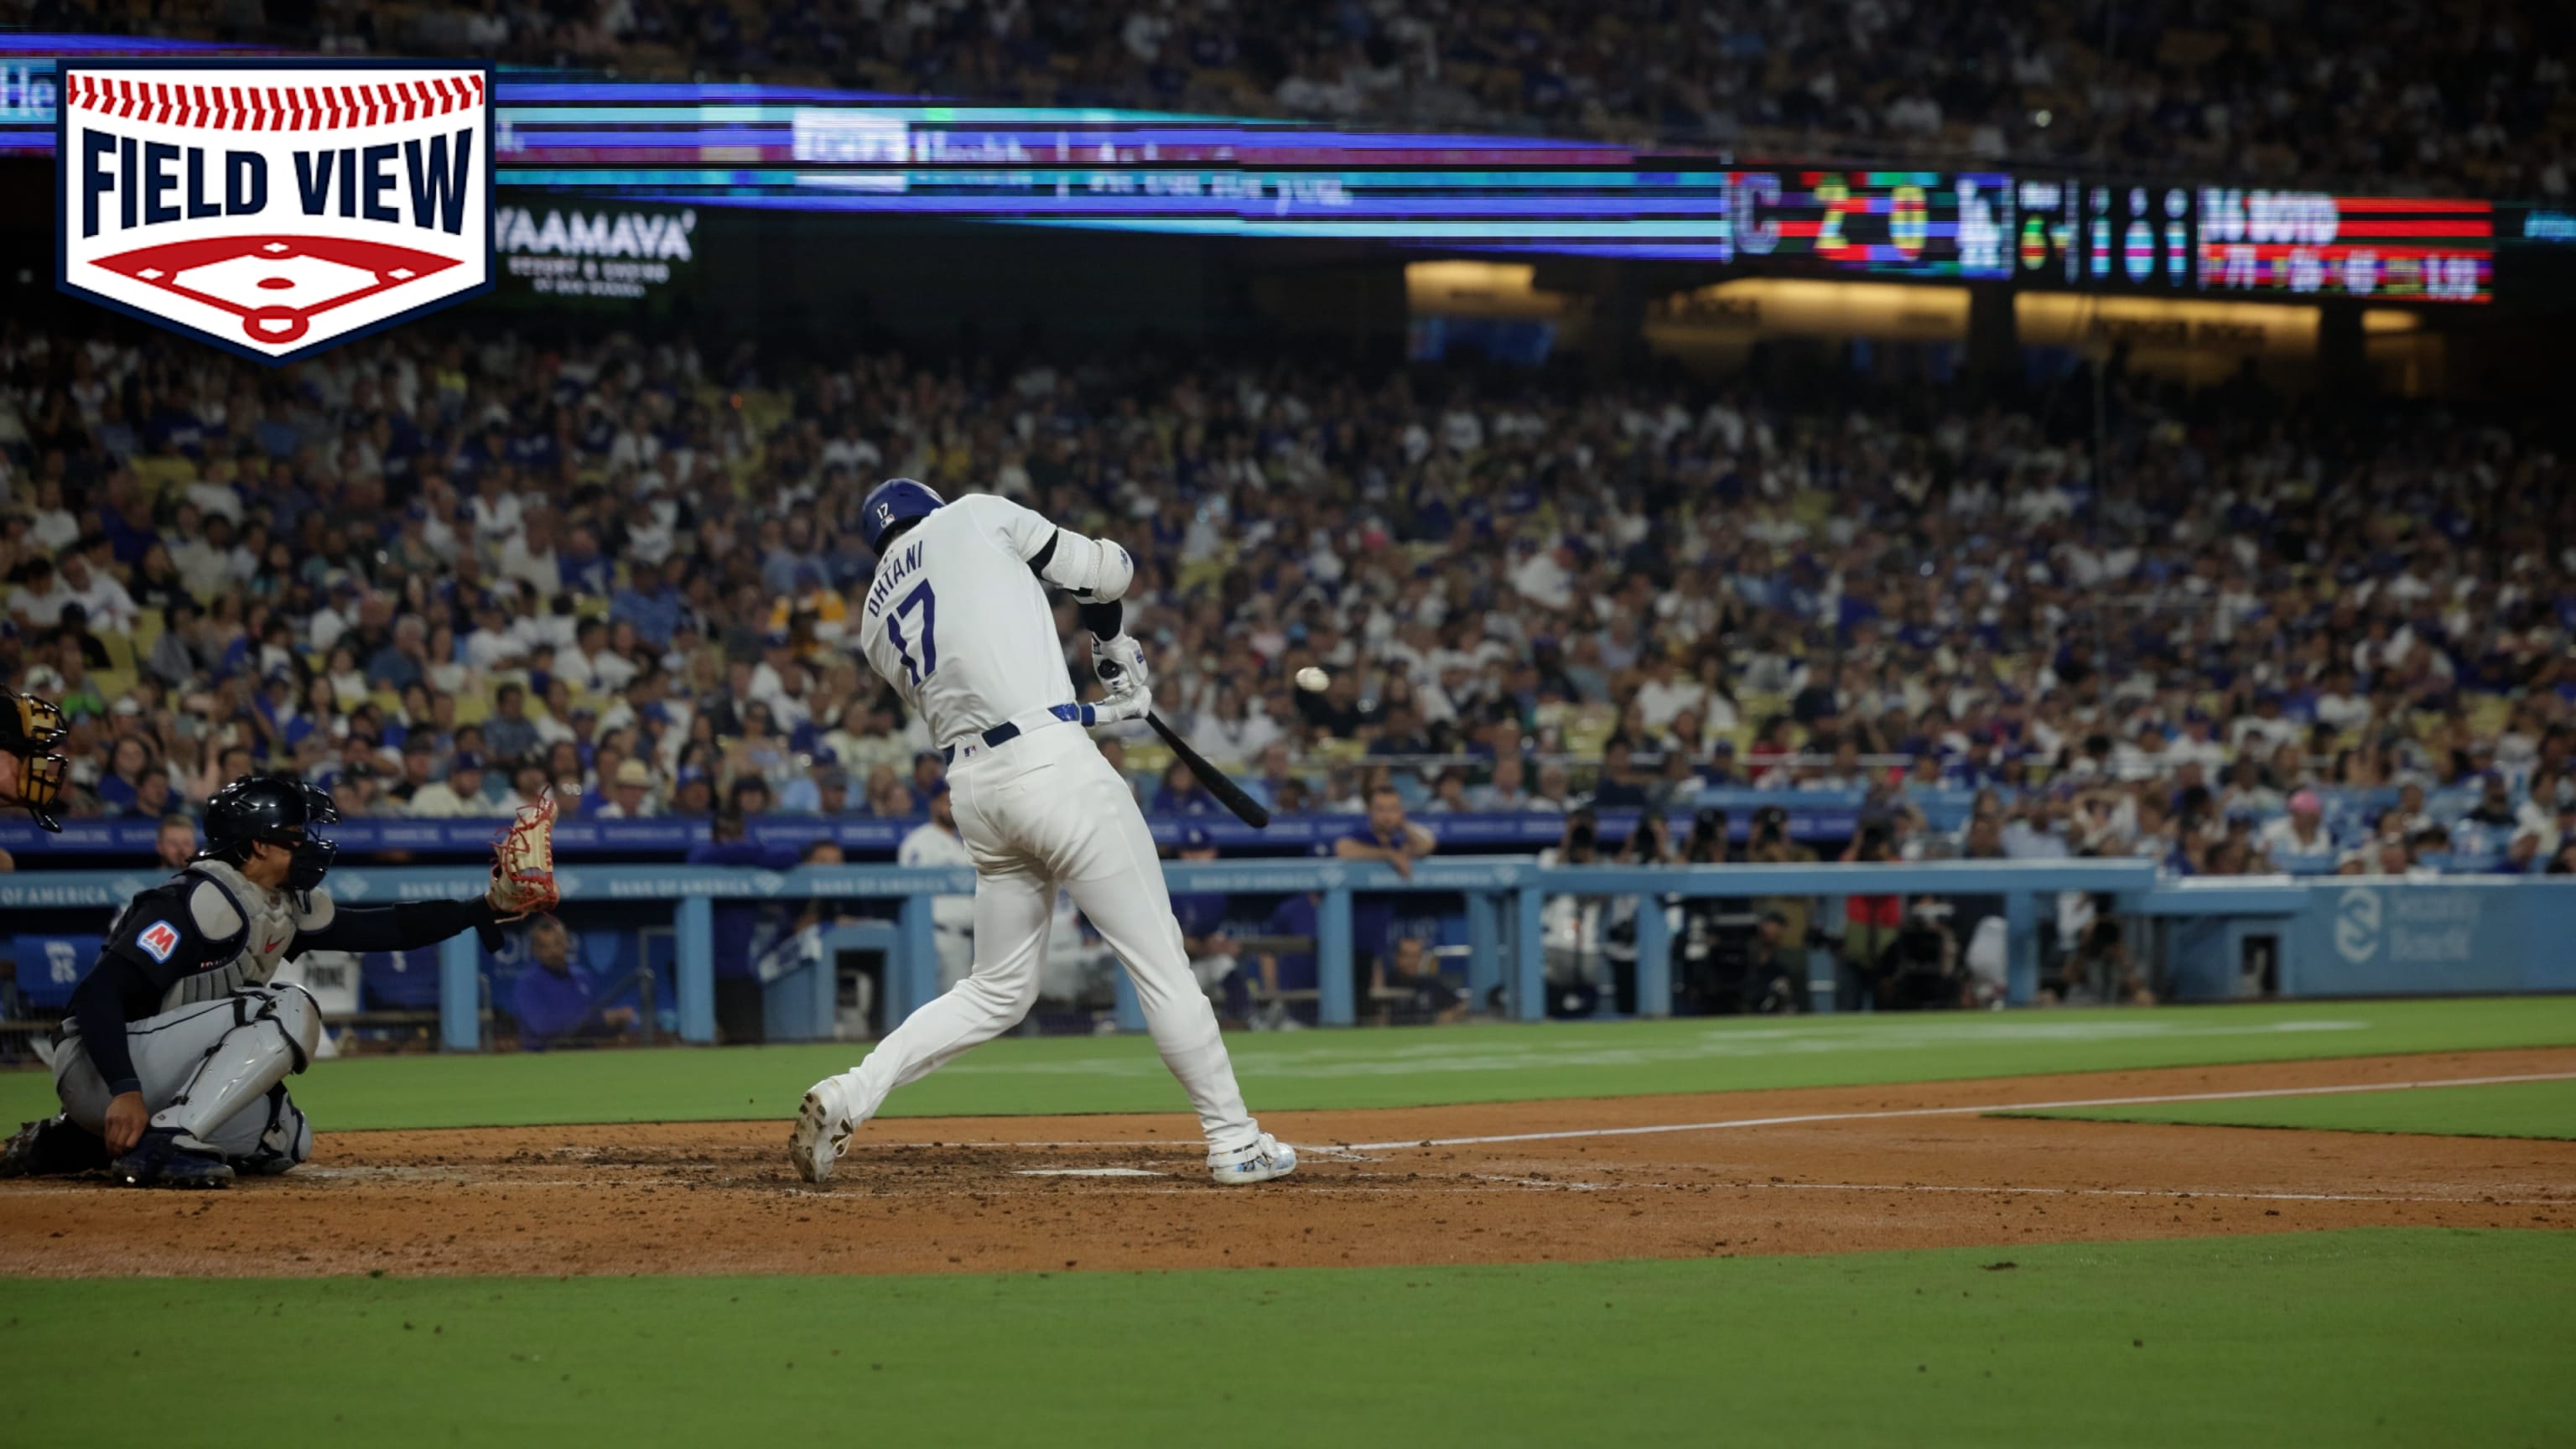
[1296,666,1331,692]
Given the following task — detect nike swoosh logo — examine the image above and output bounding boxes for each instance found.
[263,938,286,953]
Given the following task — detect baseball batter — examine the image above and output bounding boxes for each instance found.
[789,480,1296,1187]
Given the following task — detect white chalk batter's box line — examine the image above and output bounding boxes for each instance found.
[65,74,485,129]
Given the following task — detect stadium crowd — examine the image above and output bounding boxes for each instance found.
[17,0,2570,195]
[3,314,2574,885]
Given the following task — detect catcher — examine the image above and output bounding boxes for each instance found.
[0,686,71,830]
[0,772,559,1187]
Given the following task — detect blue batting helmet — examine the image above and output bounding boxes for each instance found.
[861,477,945,552]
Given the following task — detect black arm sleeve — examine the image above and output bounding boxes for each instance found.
[295,896,505,955]
[1026,529,1059,577]
[1077,599,1124,638]
[66,954,159,1097]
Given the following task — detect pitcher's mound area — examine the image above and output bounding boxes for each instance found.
[6,1048,2570,1277]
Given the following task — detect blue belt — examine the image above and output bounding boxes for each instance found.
[941,704,1090,766]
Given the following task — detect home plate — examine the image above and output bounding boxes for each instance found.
[1015,1167,1166,1177]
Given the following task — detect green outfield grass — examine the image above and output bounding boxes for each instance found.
[0,1229,2564,1448]
[2003,1076,2576,1140]
[6,996,2573,1131]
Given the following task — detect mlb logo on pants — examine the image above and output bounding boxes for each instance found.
[55,61,493,364]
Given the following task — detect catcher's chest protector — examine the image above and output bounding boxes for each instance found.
[129,860,330,1010]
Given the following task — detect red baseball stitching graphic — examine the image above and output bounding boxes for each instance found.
[66,73,484,130]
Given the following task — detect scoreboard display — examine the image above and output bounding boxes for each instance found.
[2195,190,2490,302]
[1731,170,2011,279]
[2012,178,2198,291]
[2009,181,2493,303]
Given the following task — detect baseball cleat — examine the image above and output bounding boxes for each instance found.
[0,1114,111,1178]
[788,1081,854,1184]
[112,1127,236,1189]
[1208,1133,1298,1186]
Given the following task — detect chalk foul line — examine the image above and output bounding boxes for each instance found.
[1326,1071,2576,1152]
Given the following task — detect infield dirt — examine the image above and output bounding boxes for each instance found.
[4,1047,2569,1277]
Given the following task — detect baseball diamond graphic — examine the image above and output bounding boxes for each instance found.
[91,235,464,344]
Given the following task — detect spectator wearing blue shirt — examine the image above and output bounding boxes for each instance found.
[1165,824,1242,1013]
[1153,759,1219,815]
[688,809,802,1041]
[511,917,637,1050]
[1332,784,1437,1008]
[558,526,614,596]
[777,750,844,813]
[482,681,541,766]
[611,557,685,648]
[1254,892,1319,1030]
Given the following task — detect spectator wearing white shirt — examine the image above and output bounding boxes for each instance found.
[406,752,492,817]
[497,510,564,596]
[595,758,659,818]
[463,599,529,673]
[6,555,75,628]
[1469,754,1536,811]
[466,473,523,547]
[1632,652,1706,733]
[28,479,80,551]
[553,618,612,693]
[897,783,977,989]
[2259,790,2337,861]
[2229,693,2299,757]
[2312,668,2371,732]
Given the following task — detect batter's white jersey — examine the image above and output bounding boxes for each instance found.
[856,494,1080,750]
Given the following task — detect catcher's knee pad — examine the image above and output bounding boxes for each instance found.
[260,984,324,1073]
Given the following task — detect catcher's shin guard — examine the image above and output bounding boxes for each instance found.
[230,1083,313,1176]
[148,986,320,1146]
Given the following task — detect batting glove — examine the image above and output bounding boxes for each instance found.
[1085,683,1155,727]
[1090,632,1153,698]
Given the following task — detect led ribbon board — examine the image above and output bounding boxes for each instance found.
[0,41,2502,300]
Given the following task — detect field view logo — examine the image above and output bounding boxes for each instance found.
[2334,886,2382,963]
[56,62,492,363]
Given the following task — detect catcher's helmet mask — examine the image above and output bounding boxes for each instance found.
[197,774,341,891]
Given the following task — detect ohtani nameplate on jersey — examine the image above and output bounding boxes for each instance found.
[56,61,493,364]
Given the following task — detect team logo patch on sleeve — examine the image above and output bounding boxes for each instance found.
[55,61,493,363]
[137,920,183,962]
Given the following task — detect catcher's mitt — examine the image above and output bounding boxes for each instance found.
[488,790,561,918]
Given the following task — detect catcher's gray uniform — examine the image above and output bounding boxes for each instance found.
[55,985,321,1171]
[55,858,502,1173]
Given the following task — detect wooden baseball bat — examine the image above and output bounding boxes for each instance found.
[1145,712,1270,828]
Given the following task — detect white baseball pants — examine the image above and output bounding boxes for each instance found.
[826,723,1262,1151]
